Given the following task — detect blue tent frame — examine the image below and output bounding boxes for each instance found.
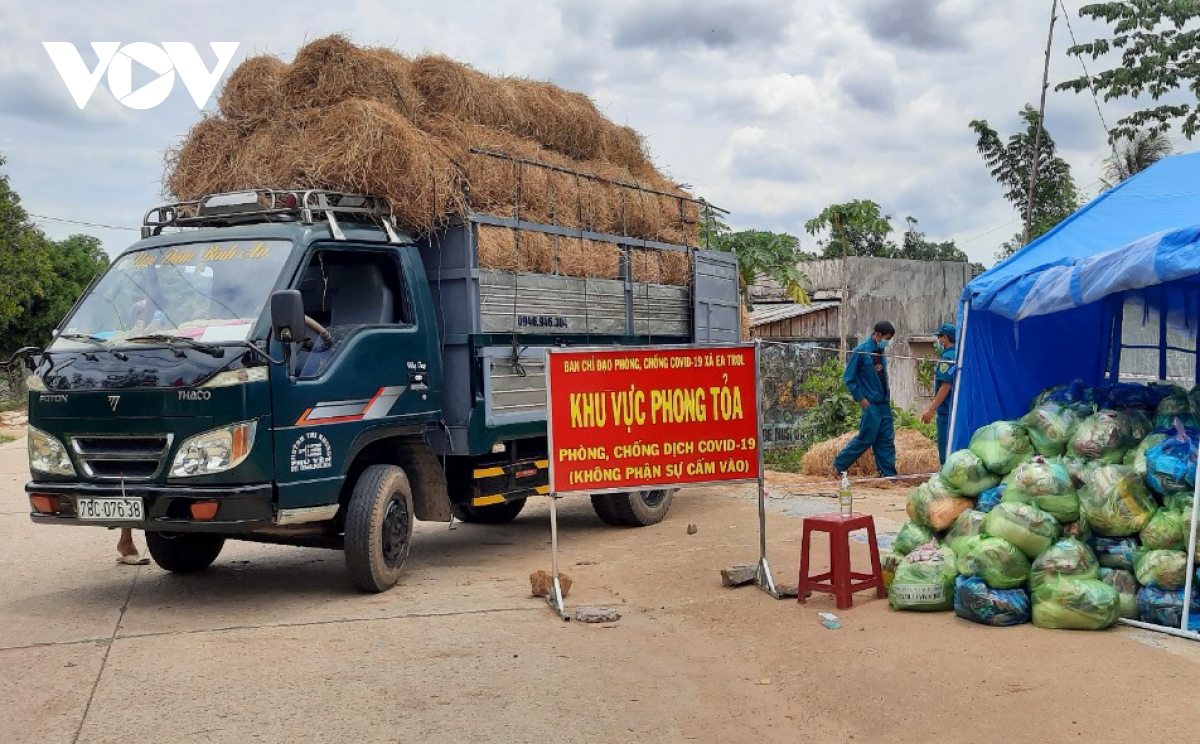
[952,152,1200,639]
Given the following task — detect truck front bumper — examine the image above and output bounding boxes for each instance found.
[25,481,275,533]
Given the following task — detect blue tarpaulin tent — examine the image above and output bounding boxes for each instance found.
[951,151,1200,451]
[951,151,1200,641]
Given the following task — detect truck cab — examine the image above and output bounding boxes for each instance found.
[25,189,741,591]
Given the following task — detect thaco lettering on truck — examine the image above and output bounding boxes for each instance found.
[21,187,741,592]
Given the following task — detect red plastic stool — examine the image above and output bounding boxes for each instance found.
[797,513,885,610]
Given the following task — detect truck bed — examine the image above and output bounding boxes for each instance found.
[418,214,739,455]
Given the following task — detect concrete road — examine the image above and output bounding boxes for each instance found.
[5,434,1200,744]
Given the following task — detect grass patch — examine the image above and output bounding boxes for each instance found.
[0,399,26,413]
[0,433,15,445]
[764,446,804,473]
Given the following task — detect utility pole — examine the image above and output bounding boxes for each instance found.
[1023,0,1058,247]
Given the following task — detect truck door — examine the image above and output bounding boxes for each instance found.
[271,244,441,509]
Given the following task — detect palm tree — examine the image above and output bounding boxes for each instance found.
[1103,130,1174,187]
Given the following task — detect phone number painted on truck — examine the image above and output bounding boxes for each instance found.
[546,344,760,494]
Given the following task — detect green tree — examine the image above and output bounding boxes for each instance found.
[970,105,1080,260]
[702,214,811,307]
[804,199,896,258]
[897,217,968,261]
[1057,1,1200,141]
[0,155,108,354]
[1102,129,1174,186]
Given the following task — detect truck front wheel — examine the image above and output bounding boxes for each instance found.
[344,464,414,593]
[451,498,527,524]
[590,489,675,527]
[145,532,225,574]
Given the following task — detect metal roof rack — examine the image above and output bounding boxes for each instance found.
[141,188,404,243]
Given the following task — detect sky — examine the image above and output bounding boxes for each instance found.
[0,0,1187,267]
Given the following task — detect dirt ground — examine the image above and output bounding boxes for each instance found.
[3,433,1200,743]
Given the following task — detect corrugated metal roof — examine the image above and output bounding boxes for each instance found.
[749,301,840,327]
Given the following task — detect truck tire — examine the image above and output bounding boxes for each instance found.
[592,489,676,527]
[145,532,225,574]
[344,464,414,593]
[451,497,527,524]
[590,494,626,526]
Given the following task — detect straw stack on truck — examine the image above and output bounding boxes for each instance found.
[23,37,740,592]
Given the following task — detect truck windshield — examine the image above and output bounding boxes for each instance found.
[52,240,291,349]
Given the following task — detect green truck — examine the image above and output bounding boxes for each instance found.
[24,188,739,591]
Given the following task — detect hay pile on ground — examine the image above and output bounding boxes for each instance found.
[166,35,700,285]
[799,430,941,478]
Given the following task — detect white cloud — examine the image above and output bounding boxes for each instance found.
[0,0,1192,268]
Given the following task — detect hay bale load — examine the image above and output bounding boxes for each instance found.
[799,430,941,478]
[170,35,699,284]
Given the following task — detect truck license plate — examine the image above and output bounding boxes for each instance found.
[77,497,144,521]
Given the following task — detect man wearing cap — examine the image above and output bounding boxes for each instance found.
[922,323,958,464]
[834,321,898,478]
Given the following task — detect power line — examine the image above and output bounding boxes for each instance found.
[27,213,140,232]
[1059,0,1113,139]
[959,218,1021,245]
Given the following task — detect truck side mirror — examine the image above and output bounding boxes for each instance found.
[270,290,308,344]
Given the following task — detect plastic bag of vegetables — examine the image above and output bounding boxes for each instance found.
[1133,548,1189,590]
[1089,536,1140,571]
[1054,455,1091,489]
[1153,387,1197,430]
[976,485,1004,514]
[906,478,974,531]
[958,536,1032,589]
[1031,577,1121,630]
[1078,464,1157,536]
[945,510,986,556]
[1137,582,1200,629]
[1069,410,1133,463]
[894,521,935,557]
[1010,457,1079,523]
[1101,381,1160,411]
[940,449,1001,496]
[982,502,1061,559]
[1099,567,1139,620]
[1125,430,1170,476]
[1061,512,1092,544]
[1028,537,1100,590]
[888,543,958,611]
[1140,509,1188,551]
[1164,492,1197,514]
[1144,422,1198,496]
[1118,408,1154,443]
[880,550,905,590]
[953,575,1031,627]
[1021,402,1083,457]
[968,421,1033,475]
[1037,380,1097,416]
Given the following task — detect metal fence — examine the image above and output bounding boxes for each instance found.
[758,340,840,449]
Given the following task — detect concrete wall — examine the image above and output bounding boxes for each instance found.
[756,257,970,411]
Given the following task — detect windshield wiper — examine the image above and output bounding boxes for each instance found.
[58,333,108,347]
[57,333,128,361]
[125,334,226,358]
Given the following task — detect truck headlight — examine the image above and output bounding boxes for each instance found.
[29,427,75,476]
[170,421,257,477]
[201,367,269,388]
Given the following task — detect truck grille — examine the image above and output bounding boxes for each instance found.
[69,435,172,481]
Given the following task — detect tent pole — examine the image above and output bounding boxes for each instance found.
[1180,440,1200,632]
[1119,618,1200,641]
[946,301,970,452]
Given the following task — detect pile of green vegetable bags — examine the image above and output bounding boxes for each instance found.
[887,379,1200,632]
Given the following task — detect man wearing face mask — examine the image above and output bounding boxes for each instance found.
[921,323,958,464]
[834,321,898,479]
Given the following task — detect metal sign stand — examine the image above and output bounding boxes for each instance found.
[726,340,796,599]
[545,493,569,621]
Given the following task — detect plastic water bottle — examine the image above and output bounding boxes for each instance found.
[838,472,853,517]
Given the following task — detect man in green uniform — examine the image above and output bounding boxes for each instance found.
[834,321,897,478]
[921,322,957,464]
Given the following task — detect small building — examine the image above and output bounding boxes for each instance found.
[750,257,972,412]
